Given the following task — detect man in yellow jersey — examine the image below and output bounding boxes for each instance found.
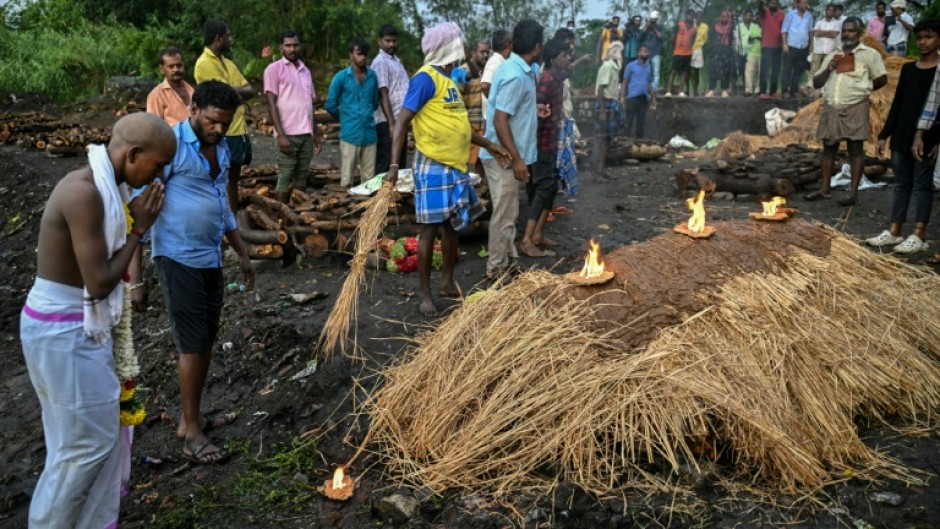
[195,20,255,212]
[385,22,509,317]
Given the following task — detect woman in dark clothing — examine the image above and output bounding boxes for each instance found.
[867,19,940,255]
[705,10,736,97]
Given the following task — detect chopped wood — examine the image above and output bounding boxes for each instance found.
[237,210,288,245]
[248,244,284,259]
[245,204,282,231]
[247,194,303,225]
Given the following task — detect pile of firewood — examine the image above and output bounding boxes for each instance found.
[237,163,414,260]
[0,111,110,155]
[237,163,494,260]
[677,144,890,198]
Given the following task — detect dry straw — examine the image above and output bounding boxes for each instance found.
[318,182,396,357]
[365,224,940,498]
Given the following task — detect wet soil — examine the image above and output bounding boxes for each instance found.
[1,102,939,528]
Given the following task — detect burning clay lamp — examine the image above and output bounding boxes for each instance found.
[674,190,717,239]
[566,239,615,286]
[321,466,355,501]
[749,196,790,222]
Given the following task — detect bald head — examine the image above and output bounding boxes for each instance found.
[111,112,176,153]
[109,113,177,188]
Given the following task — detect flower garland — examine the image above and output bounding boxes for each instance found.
[116,202,145,427]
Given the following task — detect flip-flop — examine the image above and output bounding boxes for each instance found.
[836,196,857,207]
[551,206,574,215]
[926,253,940,265]
[182,439,230,465]
[177,412,237,438]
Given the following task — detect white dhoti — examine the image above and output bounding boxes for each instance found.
[20,277,122,529]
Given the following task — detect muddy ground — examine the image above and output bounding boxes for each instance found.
[1,98,939,529]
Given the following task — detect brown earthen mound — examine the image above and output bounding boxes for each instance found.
[365,220,940,499]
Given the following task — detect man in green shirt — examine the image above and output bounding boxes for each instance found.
[593,40,623,178]
[737,10,762,95]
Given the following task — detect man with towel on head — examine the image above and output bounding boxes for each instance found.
[385,21,509,316]
[21,112,174,528]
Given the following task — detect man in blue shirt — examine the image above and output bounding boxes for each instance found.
[325,39,379,187]
[781,0,814,98]
[130,81,254,465]
[620,45,657,138]
[480,19,545,276]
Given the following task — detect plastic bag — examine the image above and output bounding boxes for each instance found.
[765,108,797,137]
[347,169,415,196]
[668,135,696,149]
[829,164,886,190]
[702,138,722,150]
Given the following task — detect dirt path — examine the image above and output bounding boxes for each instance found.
[0,128,938,528]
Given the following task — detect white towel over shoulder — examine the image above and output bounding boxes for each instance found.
[85,144,130,343]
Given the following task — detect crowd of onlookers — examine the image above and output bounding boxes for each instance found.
[593,0,914,98]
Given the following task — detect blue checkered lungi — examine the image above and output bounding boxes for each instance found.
[413,152,485,232]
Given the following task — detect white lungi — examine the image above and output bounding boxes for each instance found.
[20,278,122,529]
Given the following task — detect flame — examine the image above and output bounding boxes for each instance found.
[761,196,786,216]
[686,190,707,233]
[579,239,605,278]
[332,467,346,490]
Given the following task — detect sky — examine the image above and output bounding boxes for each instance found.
[582,1,609,21]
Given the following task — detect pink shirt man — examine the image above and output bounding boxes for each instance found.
[867,16,886,42]
[263,57,316,135]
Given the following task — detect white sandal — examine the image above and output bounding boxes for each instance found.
[865,230,903,247]
[893,234,929,254]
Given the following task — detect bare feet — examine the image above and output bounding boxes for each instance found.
[533,237,559,247]
[418,290,439,316]
[519,240,548,257]
[440,281,461,298]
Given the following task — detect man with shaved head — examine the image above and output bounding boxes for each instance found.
[21,112,173,528]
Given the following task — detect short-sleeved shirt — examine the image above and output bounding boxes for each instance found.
[623,60,652,99]
[536,68,564,153]
[623,26,643,59]
[481,52,538,165]
[194,48,249,136]
[403,65,471,172]
[641,25,664,56]
[146,80,194,127]
[781,9,813,49]
[887,12,914,48]
[263,58,316,136]
[458,64,485,129]
[480,52,507,120]
[371,49,409,124]
[817,43,888,106]
[674,21,697,56]
[736,22,762,57]
[813,18,841,55]
[137,119,237,269]
[760,8,786,48]
[867,17,886,42]
[692,23,709,50]
[595,59,621,100]
[324,66,379,146]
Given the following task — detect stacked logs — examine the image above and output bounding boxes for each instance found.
[677,144,890,198]
[1,112,110,155]
[237,163,495,259]
[237,163,416,260]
